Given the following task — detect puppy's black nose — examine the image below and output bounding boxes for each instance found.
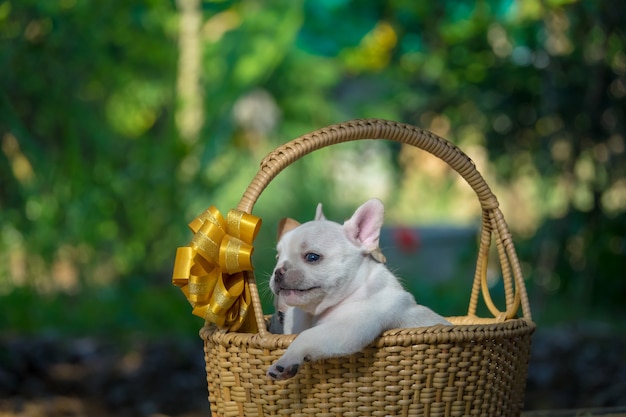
[274,267,285,285]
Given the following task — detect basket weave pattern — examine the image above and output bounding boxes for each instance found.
[200,119,535,417]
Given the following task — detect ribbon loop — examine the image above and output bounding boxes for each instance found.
[227,210,262,242]
[172,206,261,332]
[219,235,254,274]
[189,205,226,234]
[191,220,225,262]
[172,247,194,286]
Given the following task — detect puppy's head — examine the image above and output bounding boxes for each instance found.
[270,199,385,315]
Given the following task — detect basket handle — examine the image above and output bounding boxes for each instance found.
[238,119,532,337]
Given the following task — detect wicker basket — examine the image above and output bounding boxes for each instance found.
[198,119,535,417]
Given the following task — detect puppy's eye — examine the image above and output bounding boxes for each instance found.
[304,252,321,263]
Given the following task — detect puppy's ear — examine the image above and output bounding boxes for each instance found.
[314,203,326,221]
[343,198,384,253]
[277,217,300,241]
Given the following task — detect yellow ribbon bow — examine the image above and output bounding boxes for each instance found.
[172,206,261,332]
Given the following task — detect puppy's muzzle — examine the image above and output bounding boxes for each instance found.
[273,266,286,287]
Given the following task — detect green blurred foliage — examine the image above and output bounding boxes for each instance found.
[1,0,625,338]
[1,0,181,285]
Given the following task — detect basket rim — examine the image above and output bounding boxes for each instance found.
[200,316,536,349]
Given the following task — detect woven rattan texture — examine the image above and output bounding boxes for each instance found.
[199,119,536,416]
[203,319,534,417]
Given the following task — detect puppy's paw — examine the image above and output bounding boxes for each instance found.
[266,362,300,381]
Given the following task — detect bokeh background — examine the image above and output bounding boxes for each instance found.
[1,0,625,415]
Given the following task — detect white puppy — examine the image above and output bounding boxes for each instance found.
[266,198,449,380]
